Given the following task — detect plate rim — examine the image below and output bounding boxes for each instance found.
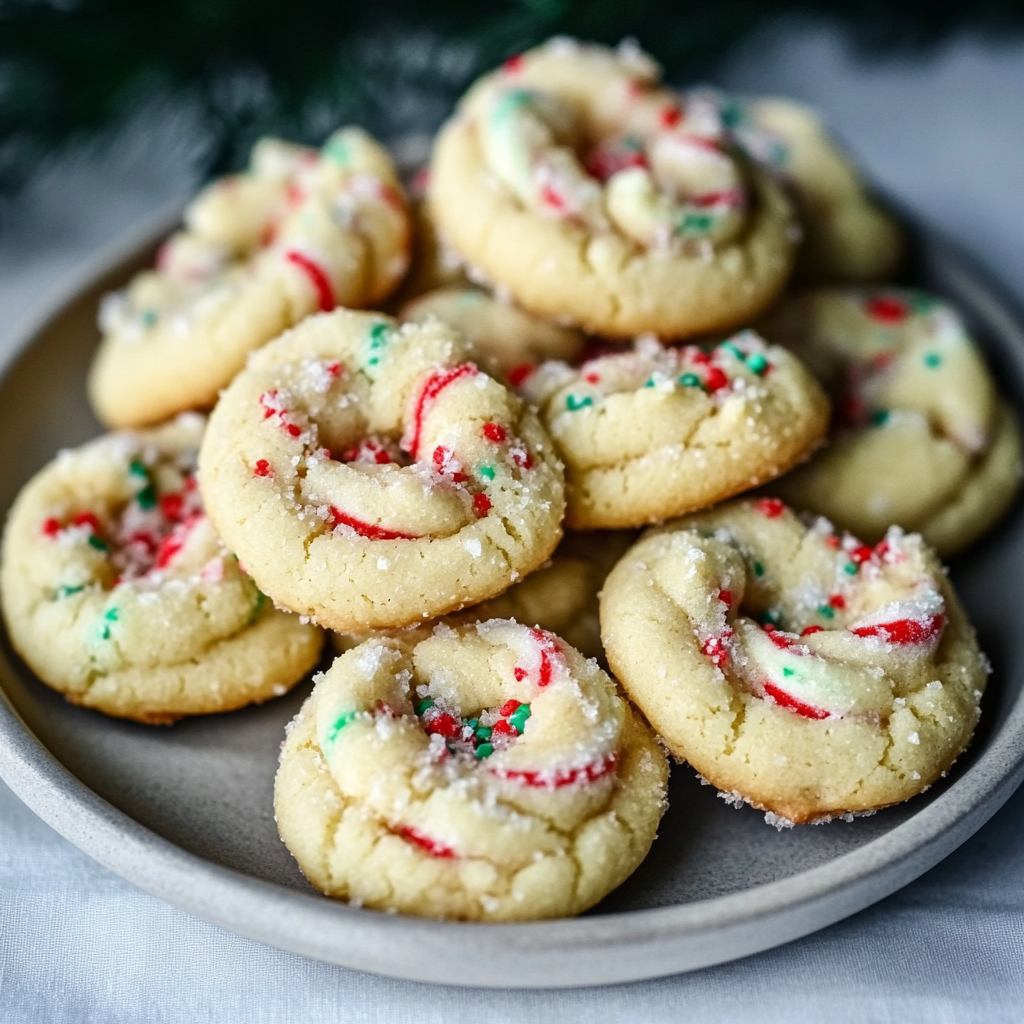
[1,212,1024,989]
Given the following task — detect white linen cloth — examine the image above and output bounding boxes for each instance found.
[2,24,1024,1022]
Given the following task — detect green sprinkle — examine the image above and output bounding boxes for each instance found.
[924,352,942,369]
[843,562,859,576]
[492,89,534,122]
[323,135,350,164]
[909,293,937,314]
[87,535,108,552]
[678,212,714,235]
[324,711,355,747]
[720,100,744,128]
[97,606,119,641]
[509,703,531,733]
[135,485,157,510]
[753,561,765,578]
[870,409,890,426]
[478,465,496,481]
[465,717,478,730]
[474,742,494,759]
[364,322,392,375]
[782,667,795,678]
[761,608,781,627]
[566,394,593,411]
[128,460,148,479]
[141,309,158,327]
[414,697,435,715]
[644,377,658,388]
[817,604,835,620]
[746,352,769,376]
[720,341,744,361]
[247,590,268,625]
[475,724,493,741]
[57,584,85,598]
[679,373,702,388]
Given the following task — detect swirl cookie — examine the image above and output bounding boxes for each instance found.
[89,128,411,428]
[275,619,668,919]
[0,415,323,723]
[429,38,797,339]
[517,332,829,529]
[400,287,587,378]
[198,309,566,631]
[601,498,988,824]
[760,288,1022,555]
[691,90,904,282]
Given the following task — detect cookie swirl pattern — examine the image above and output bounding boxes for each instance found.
[0,415,323,723]
[274,619,668,919]
[517,332,829,528]
[198,310,566,631]
[89,128,411,428]
[429,38,797,338]
[600,498,988,824]
[760,288,1022,555]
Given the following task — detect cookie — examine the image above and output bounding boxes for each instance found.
[198,309,566,631]
[692,91,904,282]
[89,128,411,428]
[0,415,323,723]
[389,192,471,306]
[275,619,668,919]
[331,529,636,662]
[759,288,1022,555]
[516,332,830,529]
[400,287,587,378]
[429,38,797,339]
[600,498,988,824]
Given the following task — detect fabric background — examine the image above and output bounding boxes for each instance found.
[2,22,1024,1023]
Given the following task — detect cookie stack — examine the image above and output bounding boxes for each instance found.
[2,37,1014,922]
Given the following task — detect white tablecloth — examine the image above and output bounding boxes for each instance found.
[3,23,1024,1023]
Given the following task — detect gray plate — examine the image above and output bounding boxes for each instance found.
[1,208,1024,989]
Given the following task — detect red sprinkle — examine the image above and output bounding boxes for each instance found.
[514,667,528,682]
[160,493,184,519]
[326,362,343,378]
[503,53,525,73]
[432,445,467,482]
[702,635,730,666]
[755,498,786,519]
[499,699,522,718]
[692,189,743,208]
[327,507,418,541]
[506,363,536,387]
[865,295,908,325]
[473,492,492,517]
[491,720,516,739]
[824,534,841,549]
[801,625,824,636]
[718,589,733,608]
[72,511,103,534]
[283,249,336,312]
[492,752,618,789]
[539,184,567,212]
[482,422,507,443]
[253,460,273,478]
[41,517,61,537]
[763,682,830,720]
[583,372,601,384]
[397,825,457,859]
[849,614,944,645]
[511,449,534,470]
[765,629,795,651]
[407,364,478,458]
[659,106,683,129]
[424,711,461,739]
[155,513,203,569]
[704,367,729,392]
[829,594,846,610]
[689,349,711,365]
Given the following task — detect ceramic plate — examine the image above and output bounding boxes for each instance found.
[1,208,1023,988]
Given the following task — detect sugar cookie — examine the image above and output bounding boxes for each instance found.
[89,129,411,428]
[759,288,1022,555]
[198,309,566,631]
[429,38,797,339]
[690,90,904,282]
[601,498,988,824]
[0,415,323,723]
[275,619,668,919]
[400,287,587,378]
[517,332,829,528]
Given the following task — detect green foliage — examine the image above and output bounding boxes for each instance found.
[1,0,1022,195]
